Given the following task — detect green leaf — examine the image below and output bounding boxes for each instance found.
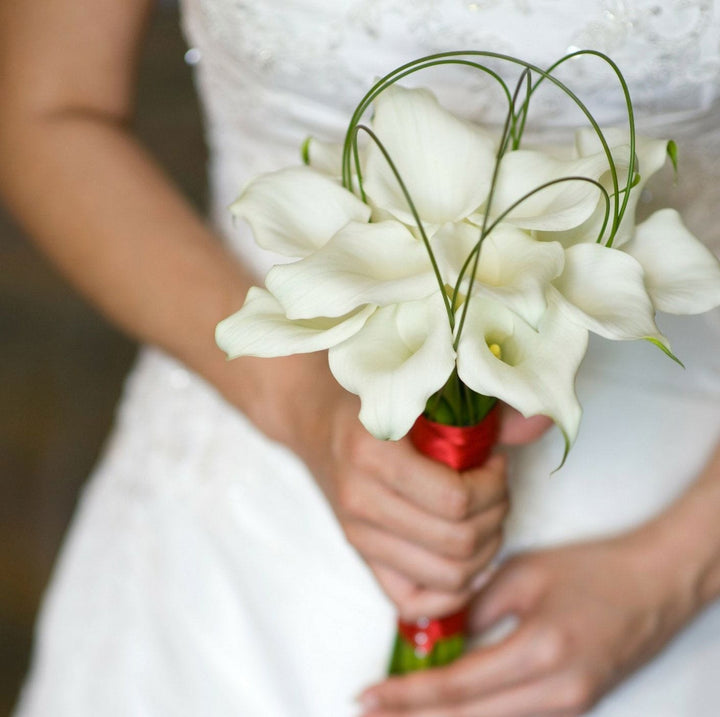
[300,136,311,165]
[666,140,679,182]
[645,336,685,368]
[551,428,572,474]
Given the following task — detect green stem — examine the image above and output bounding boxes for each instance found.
[452,68,536,345]
[518,50,636,246]
[342,57,514,189]
[342,50,635,246]
[451,174,612,350]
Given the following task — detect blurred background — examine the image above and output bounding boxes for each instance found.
[0,2,206,712]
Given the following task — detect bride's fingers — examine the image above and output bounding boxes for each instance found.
[363,624,555,717]
[361,669,592,717]
[468,558,542,635]
[369,563,473,621]
[498,405,554,445]
[360,436,506,521]
[343,474,509,560]
[346,521,503,596]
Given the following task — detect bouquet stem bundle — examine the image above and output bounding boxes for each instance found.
[388,403,500,675]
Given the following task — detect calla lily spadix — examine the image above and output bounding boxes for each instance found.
[217,50,720,461]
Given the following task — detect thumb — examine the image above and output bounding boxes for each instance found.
[499,405,554,445]
[468,557,539,635]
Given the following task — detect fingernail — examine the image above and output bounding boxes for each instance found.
[471,570,491,590]
[472,561,499,590]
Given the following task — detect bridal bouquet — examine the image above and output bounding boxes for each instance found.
[216,51,720,673]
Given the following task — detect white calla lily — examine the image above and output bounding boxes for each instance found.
[437,222,564,327]
[215,287,375,358]
[266,220,441,320]
[473,148,625,232]
[363,84,497,229]
[456,296,588,447]
[539,129,668,247]
[230,166,371,257]
[302,136,346,178]
[623,209,720,314]
[328,295,456,440]
[552,243,667,345]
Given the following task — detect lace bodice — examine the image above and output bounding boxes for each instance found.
[180,0,720,273]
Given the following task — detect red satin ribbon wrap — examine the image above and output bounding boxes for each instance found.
[397,608,469,656]
[397,406,501,654]
[408,407,501,471]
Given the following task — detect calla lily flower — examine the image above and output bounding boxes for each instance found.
[538,128,669,248]
[230,165,371,257]
[471,147,628,233]
[436,222,565,327]
[623,209,720,314]
[302,136,346,178]
[456,295,588,448]
[265,220,440,320]
[362,85,497,231]
[215,287,375,358]
[551,243,668,345]
[328,295,456,440]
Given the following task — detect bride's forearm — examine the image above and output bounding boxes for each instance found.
[636,440,720,618]
[0,104,337,454]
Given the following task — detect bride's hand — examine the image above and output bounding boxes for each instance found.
[359,530,697,716]
[303,391,509,620]
[291,379,553,620]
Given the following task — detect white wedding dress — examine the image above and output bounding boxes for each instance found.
[14,1,720,715]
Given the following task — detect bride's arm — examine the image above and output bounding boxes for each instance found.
[0,0,264,423]
[0,0,515,620]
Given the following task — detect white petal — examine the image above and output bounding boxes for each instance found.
[266,221,441,319]
[479,148,623,231]
[623,209,720,314]
[552,244,666,343]
[542,130,668,248]
[363,84,496,227]
[457,297,587,446]
[575,128,668,177]
[303,137,345,177]
[230,166,371,257]
[328,296,456,440]
[437,222,564,327]
[215,287,375,358]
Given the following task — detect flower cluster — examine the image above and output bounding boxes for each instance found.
[216,82,720,450]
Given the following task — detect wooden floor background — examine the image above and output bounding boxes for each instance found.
[0,5,207,712]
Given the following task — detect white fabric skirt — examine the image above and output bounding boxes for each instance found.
[14,307,720,716]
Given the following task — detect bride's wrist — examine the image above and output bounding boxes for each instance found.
[224,351,352,467]
[622,520,702,633]
[629,493,720,627]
